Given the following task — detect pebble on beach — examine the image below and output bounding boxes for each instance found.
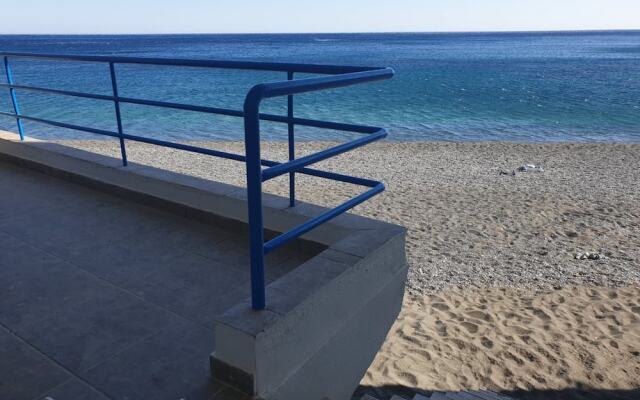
[574,252,603,260]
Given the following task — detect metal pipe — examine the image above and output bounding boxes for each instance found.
[3,57,25,140]
[0,52,381,75]
[263,183,385,254]
[0,83,113,101]
[244,87,266,310]
[287,71,295,207]
[262,129,387,181]
[249,69,394,100]
[109,62,128,166]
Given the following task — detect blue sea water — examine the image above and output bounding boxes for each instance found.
[0,32,639,142]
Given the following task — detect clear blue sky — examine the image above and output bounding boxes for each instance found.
[2,0,638,34]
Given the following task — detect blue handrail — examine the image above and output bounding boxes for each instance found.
[0,52,394,310]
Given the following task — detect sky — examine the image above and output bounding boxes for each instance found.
[1,0,639,34]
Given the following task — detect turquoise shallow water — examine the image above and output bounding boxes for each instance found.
[0,32,639,142]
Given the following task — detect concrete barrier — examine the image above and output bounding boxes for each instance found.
[0,131,408,400]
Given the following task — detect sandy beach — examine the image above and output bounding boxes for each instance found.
[56,139,640,399]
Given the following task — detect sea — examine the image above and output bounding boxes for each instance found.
[0,31,639,142]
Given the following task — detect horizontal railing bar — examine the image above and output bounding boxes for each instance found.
[0,52,382,75]
[118,95,244,118]
[0,111,121,137]
[0,83,114,101]
[263,182,385,254]
[262,114,379,134]
[0,111,252,161]
[250,68,394,100]
[261,158,380,187]
[261,129,386,181]
[289,167,380,188]
[0,110,381,187]
[121,133,247,161]
[0,83,379,134]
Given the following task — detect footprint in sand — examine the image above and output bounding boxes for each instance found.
[511,326,533,335]
[432,303,450,311]
[481,336,494,349]
[533,308,552,321]
[460,321,479,334]
[466,310,494,322]
[532,373,547,384]
[435,320,448,337]
[396,371,418,386]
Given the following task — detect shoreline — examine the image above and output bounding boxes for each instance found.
[22,136,640,145]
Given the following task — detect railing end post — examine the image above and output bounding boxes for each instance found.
[287,71,296,208]
[17,120,25,141]
[244,87,267,311]
[4,56,26,141]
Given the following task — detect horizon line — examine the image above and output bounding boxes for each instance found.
[1,28,639,36]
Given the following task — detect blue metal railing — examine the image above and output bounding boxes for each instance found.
[0,52,394,310]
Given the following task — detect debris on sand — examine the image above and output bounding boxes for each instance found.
[500,164,544,176]
[517,163,544,173]
[574,252,603,260]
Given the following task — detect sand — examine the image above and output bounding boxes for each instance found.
[362,286,640,399]
[51,139,640,399]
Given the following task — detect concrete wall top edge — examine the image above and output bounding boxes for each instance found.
[0,131,404,238]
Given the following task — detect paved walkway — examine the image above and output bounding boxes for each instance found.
[0,161,314,400]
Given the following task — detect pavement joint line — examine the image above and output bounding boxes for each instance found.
[0,320,115,400]
[0,224,218,333]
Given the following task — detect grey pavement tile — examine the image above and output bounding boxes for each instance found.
[193,236,297,272]
[36,378,110,400]
[0,207,99,262]
[136,276,252,330]
[0,326,71,400]
[58,239,190,291]
[130,217,235,255]
[129,252,252,328]
[0,250,110,331]
[0,230,62,267]
[13,288,180,374]
[82,319,218,400]
[0,200,170,261]
[0,167,110,223]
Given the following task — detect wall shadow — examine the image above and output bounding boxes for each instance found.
[353,384,640,400]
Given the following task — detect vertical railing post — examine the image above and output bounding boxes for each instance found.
[108,62,128,166]
[3,57,25,141]
[244,88,266,310]
[287,71,296,207]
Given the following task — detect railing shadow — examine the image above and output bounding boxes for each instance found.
[353,384,640,400]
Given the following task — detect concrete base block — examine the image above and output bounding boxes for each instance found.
[212,231,408,400]
[267,267,407,400]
